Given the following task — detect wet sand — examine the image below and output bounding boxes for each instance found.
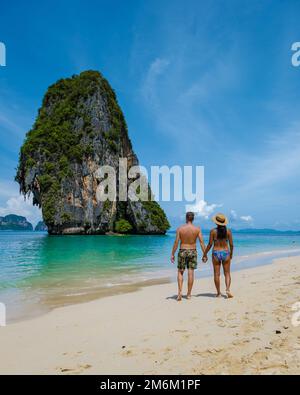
[0,256,299,374]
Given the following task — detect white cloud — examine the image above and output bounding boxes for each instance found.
[229,209,238,221]
[0,194,42,227]
[228,209,254,225]
[240,215,253,222]
[142,58,170,105]
[185,199,222,219]
[0,181,21,199]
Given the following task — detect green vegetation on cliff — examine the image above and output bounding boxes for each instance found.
[115,219,133,234]
[142,201,170,231]
[17,70,128,180]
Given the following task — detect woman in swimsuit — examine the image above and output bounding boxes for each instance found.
[202,213,234,298]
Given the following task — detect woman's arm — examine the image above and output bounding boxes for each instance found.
[228,229,234,259]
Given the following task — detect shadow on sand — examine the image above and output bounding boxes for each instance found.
[166,295,192,301]
[195,292,227,299]
[166,293,228,300]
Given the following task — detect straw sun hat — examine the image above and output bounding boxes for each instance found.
[212,213,228,226]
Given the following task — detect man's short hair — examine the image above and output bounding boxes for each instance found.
[186,212,194,222]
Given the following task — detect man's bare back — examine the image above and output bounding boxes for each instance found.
[178,223,202,250]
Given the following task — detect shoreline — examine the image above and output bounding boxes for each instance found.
[3,247,300,325]
[6,276,173,325]
[0,255,299,374]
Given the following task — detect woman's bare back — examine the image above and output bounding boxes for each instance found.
[211,228,232,250]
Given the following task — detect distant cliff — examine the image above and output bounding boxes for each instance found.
[0,214,33,231]
[16,71,170,235]
[35,221,48,231]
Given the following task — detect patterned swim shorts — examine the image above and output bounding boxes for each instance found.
[177,249,197,270]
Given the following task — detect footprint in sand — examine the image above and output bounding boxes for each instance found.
[216,314,239,328]
[58,364,92,374]
[122,349,134,357]
[62,351,83,357]
[232,340,242,346]
[216,318,226,327]
[142,348,156,356]
[226,312,237,320]
[191,349,202,356]
[80,364,92,370]
[170,329,191,343]
[59,367,74,373]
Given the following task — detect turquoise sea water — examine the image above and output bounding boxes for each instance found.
[1,230,300,322]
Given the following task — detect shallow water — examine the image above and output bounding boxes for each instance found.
[0,231,299,322]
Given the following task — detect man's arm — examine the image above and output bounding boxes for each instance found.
[228,229,234,259]
[202,230,214,262]
[171,228,180,264]
[198,227,206,254]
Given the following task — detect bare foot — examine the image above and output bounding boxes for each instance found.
[216,293,222,298]
[226,290,234,298]
[177,294,182,301]
[186,294,192,300]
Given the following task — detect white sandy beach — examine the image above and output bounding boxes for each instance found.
[0,256,299,375]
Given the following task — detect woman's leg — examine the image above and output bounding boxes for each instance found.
[222,257,233,298]
[212,256,221,296]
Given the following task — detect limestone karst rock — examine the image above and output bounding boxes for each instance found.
[16,71,170,235]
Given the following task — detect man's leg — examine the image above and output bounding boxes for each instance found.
[187,268,194,299]
[212,257,221,297]
[177,269,184,301]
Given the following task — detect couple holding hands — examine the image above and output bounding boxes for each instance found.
[171,212,234,301]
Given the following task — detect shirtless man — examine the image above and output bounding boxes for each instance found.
[171,212,206,301]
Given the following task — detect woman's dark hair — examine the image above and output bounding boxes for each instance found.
[217,225,227,240]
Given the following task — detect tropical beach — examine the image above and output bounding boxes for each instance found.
[1,230,300,323]
[0,255,299,375]
[1,0,300,379]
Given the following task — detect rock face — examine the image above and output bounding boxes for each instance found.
[16,71,170,235]
[35,221,48,232]
[0,214,33,231]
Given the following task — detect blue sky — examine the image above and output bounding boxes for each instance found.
[1,0,300,229]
